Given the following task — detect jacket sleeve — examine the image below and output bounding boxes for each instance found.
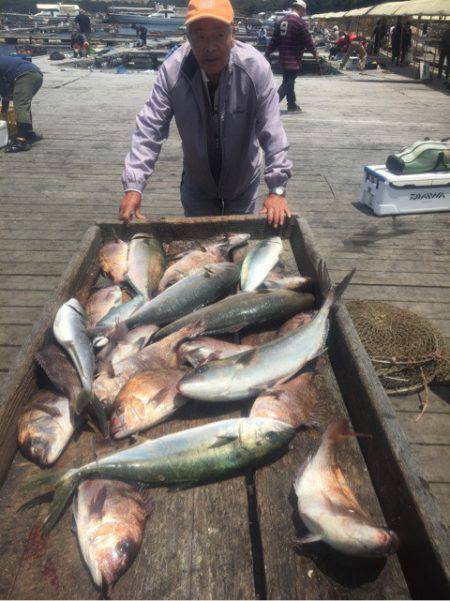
[122,65,173,193]
[266,20,281,55]
[255,62,292,191]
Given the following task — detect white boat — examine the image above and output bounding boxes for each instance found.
[108,6,185,29]
[32,3,80,24]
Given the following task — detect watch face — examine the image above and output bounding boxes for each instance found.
[273,186,286,196]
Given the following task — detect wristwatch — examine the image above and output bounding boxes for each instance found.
[270,186,286,197]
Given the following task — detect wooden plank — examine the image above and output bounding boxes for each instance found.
[396,412,450,445]
[0,291,51,307]
[390,387,450,415]
[410,445,450,484]
[342,285,450,304]
[328,303,450,598]
[430,484,450,526]
[0,326,33,346]
[2,409,256,600]
[0,226,102,487]
[0,276,62,292]
[255,360,409,599]
[326,257,450,275]
[0,264,67,277]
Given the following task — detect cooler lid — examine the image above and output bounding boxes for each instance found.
[364,165,450,188]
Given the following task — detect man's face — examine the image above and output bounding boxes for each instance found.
[188,19,233,78]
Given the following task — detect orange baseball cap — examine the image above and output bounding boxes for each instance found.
[185,0,234,26]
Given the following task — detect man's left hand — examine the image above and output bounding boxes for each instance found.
[259,194,292,228]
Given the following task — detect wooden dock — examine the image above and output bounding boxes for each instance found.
[0,53,449,538]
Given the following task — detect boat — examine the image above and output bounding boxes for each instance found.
[32,3,80,25]
[107,5,185,29]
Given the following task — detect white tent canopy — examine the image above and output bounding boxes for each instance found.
[311,0,450,19]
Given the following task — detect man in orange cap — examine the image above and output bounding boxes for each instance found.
[119,0,293,227]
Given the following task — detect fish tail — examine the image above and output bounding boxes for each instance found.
[76,391,109,438]
[21,467,80,532]
[319,263,355,312]
[43,468,80,533]
[331,267,356,305]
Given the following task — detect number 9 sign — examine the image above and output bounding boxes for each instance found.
[280,20,289,36]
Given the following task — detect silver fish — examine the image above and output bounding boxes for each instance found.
[178,269,354,402]
[53,298,94,393]
[240,237,283,291]
[33,417,294,533]
[262,274,313,292]
[126,233,165,299]
[294,418,399,557]
[158,234,250,291]
[74,479,151,591]
[125,263,240,330]
[153,289,314,342]
[94,296,146,334]
[18,390,75,466]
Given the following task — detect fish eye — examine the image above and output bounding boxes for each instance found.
[265,431,278,442]
[116,541,130,557]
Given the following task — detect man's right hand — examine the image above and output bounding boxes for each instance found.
[119,190,146,223]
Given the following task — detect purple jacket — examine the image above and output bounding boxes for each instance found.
[267,13,316,71]
[122,40,292,201]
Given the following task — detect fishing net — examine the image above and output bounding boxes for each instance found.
[346,300,450,395]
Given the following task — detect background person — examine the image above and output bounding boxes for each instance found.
[0,55,43,152]
[265,0,318,113]
[437,27,450,79]
[119,0,293,228]
[75,9,91,41]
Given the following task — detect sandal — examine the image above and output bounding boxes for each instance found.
[4,138,30,153]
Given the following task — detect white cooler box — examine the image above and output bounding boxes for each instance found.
[0,120,8,148]
[359,165,450,216]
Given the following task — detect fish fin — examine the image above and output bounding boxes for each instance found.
[18,491,55,512]
[235,350,257,367]
[21,468,79,534]
[167,482,197,493]
[109,322,129,344]
[89,485,107,518]
[75,390,91,415]
[294,533,323,545]
[149,386,171,407]
[324,265,355,308]
[227,321,249,333]
[209,434,238,449]
[70,514,77,534]
[264,389,289,402]
[76,392,109,438]
[33,402,63,419]
[129,434,147,446]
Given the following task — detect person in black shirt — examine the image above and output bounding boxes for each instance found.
[75,10,91,39]
[438,28,450,79]
[0,55,43,152]
[136,25,148,47]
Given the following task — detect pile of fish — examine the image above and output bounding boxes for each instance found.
[18,231,398,593]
